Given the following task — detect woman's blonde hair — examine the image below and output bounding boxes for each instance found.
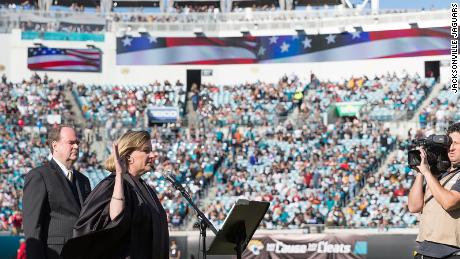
[104,130,151,173]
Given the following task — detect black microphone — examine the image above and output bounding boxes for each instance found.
[162,171,176,184]
[162,171,192,198]
[163,172,179,187]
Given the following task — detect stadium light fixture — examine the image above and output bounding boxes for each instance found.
[240,26,250,36]
[86,40,98,49]
[344,26,356,33]
[409,23,418,29]
[86,44,96,49]
[138,27,148,35]
[33,39,44,48]
[193,27,205,37]
[294,25,305,34]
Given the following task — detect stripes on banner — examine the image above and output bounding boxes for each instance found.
[28,47,102,72]
[116,27,451,65]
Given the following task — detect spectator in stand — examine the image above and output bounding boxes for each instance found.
[9,211,22,236]
[169,240,182,259]
[17,238,26,259]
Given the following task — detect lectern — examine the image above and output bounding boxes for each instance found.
[207,199,269,259]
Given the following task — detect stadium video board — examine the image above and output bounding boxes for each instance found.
[27,47,102,72]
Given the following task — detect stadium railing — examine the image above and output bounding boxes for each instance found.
[0,9,107,33]
[0,8,448,34]
[111,9,447,34]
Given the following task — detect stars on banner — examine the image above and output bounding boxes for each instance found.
[122,37,133,46]
[302,37,312,49]
[257,46,266,56]
[325,34,336,44]
[148,36,157,44]
[280,42,290,53]
[269,36,279,45]
[350,31,361,39]
[28,47,65,56]
[256,31,367,60]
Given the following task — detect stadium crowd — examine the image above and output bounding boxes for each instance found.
[73,80,187,127]
[19,21,105,33]
[192,74,303,128]
[0,72,445,234]
[302,72,435,121]
[418,84,458,133]
[205,117,396,229]
[0,74,100,234]
[170,3,220,14]
[344,141,417,228]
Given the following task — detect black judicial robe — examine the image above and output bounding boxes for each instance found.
[61,173,169,259]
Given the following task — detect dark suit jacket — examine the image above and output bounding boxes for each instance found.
[23,159,92,259]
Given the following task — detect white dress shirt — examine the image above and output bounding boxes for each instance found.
[53,157,73,182]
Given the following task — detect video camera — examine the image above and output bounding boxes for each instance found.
[408,134,452,174]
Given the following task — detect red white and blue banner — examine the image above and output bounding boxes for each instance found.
[116,27,451,65]
[28,47,102,72]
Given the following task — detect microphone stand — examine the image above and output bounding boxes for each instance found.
[164,173,217,259]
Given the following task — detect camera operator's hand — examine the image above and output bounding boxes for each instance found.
[416,148,431,175]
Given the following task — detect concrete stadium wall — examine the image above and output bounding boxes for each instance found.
[0,30,451,85]
[0,33,12,78]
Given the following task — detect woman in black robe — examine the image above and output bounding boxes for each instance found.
[61,130,169,259]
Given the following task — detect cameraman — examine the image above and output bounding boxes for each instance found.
[409,122,460,259]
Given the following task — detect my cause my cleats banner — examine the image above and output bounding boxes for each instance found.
[243,234,367,259]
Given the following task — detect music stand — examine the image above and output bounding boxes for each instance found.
[207,199,269,259]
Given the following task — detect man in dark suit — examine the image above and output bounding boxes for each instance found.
[23,125,92,259]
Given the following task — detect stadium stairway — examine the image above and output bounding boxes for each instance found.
[64,85,107,161]
[346,147,399,208]
[185,92,199,131]
[284,105,300,126]
[92,138,108,161]
[63,85,87,126]
[186,183,219,230]
[287,85,317,125]
[378,82,444,139]
[410,82,445,124]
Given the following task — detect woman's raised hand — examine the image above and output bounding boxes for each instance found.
[113,143,127,175]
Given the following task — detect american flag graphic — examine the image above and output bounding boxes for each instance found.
[116,27,451,65]
[117,36,259,65]
[28,47,102,72]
